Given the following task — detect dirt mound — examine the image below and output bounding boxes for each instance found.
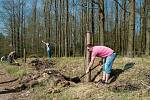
[29,59,55,70]
[18,68,77,90]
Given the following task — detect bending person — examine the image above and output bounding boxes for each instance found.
[7,51,16,63]
[86,44,117,84]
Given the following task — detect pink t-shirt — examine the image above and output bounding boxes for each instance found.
[91,46,114,58]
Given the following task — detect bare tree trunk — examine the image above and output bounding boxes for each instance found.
[141,0,146,55]
[85,32,91,82]
[58,0,62,57]
[80,0,85,56]
[20,0,24,57]
[122,0,126,56]
[72,0,76,57]
[48,0,51,42]
[99,0,104,45]
[61,0,65,57]
[127,0,135,57]
[145,0,150,55]
[10,13,14,51]
[114,0,118,53]
[65,0,69,57]
[12,0,17,52]
[16,0,21,57]
[31,0,37,54]
[91,0,94,44]
[54,0,58,57]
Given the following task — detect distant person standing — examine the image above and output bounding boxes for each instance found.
[42,40,52,59]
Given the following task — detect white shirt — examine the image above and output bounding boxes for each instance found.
[46,43,50,51]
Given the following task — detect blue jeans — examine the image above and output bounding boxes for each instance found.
[103,52,116,74]
[47,49,52,59]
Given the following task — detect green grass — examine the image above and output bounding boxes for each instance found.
[0,57,150,100]
[0,62,28,77]
[46,57,150,100]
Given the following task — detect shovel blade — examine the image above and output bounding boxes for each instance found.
[70,77,81,83]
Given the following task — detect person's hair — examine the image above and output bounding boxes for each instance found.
[48,43,51,47]
[86,44,93,47]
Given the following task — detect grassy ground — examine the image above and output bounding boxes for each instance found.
[0,57,150,100]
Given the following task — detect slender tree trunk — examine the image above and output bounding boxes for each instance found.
[141,0,146,55]
[16,0,21,57]
[13,0,17,52]
[61,0,65,57]
[145,0,150,55]
[54,0,58,57]
[58,0,62,57]
[99,0,104,45]
[48,0,51,42]
[127,0,135,57]
[72,0,76,57]
[20,0,24,57]
[122,0,126,56]
[31,0,37,54]
[65,0,69,57]
[91,0,94,44]
[10,14,14,51]
[115,0,118,53]
[86,32,91,82]
[80,0,85,56]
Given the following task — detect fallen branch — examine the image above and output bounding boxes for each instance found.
[0,77,19,84]
[113,0,130,13]
[0,84,27,94]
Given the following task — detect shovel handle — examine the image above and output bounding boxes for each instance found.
[80,63,102,79]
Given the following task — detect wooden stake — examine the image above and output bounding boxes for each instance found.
[85,31,91,82]
[24,48,26,63]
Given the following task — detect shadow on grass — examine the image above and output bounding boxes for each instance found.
[0,88,21,94]
[58,62,135,84]
[91,68,103,82]
[109,62,135,84]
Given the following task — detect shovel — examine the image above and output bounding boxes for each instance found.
[68,61,103,83]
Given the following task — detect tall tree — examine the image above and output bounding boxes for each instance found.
[72,0,76,57]
[58,0,62,57]
[99,0,104,45]
[122,0,127,56]
[145,0,150,55]
[65,0,69,56]
[141,0,146,55]
[43,0,51,42]
[114,0,119,52]
[12,0,16,52]
[127,0,135,57]
[20,0,26,57]
[91,0,95,44]
[31,0,37,54]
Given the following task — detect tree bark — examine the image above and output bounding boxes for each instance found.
[127,0,135,57]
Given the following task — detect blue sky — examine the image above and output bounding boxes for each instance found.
[0,0,144,34]
[0,0,4,34]
[105,0,143,32]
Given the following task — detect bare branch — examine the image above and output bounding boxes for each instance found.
[113,0,130,13]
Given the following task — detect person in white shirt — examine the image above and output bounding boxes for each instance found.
[42,41,52,59]
[1,56,6,61]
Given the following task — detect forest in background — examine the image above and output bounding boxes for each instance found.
[0,0,150,58]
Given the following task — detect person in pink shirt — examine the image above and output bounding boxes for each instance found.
[86,44,116,84]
